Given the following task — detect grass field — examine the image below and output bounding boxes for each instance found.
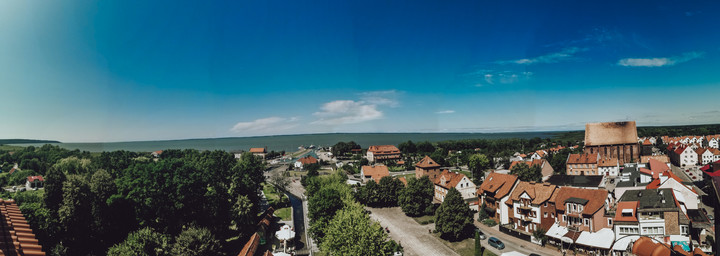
[433,233,497,256]
[412,215,435,225]
[0,145,24,151]
[275,207,292,221]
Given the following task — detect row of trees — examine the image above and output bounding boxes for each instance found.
[0,145,266,255]
[304,171,402,256]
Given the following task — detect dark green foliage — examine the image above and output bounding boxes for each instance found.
[477,205,489,221]
[377,176,403,207]
[90,169,116,251]
[320,201,393,256]
[510,162,542,182]
[107,227,171,256]
[475,231,482,256]
[468,154,491,184]
[58,175,93,255]
[306,163,320,176]
[331,141,361,158]
[308,186,344,242]
[170,227,223,256]
[429,148,448,166]
[533,228,547,246]
[398,140,417,154]
[434,188,473,241]
[416,141,436,154]
[399,176,434,216]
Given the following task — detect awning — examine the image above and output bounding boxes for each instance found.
[546,223,569,240]
[612,235,640,251]
[576,229,615,249]
[500,252,528,256]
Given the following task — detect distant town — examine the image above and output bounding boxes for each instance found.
[0,121,718,256]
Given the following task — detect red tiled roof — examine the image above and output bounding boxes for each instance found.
[152,150,163,155]
[297,156,318,165]
[27,176,44,182]
[0,198,45,255]
[641,155,669,164]
[361,165,390,183]
[237,232,260,256]
[552,187,608,215]
[566,153,599,164]
[701,160,720,176]
[434,170,468,189]
[250,148,266,153]
[415,155,441,168]
[534,150,546,158]
[509,181,557,204]
[398,177,407,186]
[638,168,660,179]
[674,146,688,155]
[368,145,400,154]
[509,159,543,170]
[478,172,518,199]
[597,157,619,167]
[614,201,638,222]
[648,159,670,173]
[645,179,661,189]
[642,139,652,145]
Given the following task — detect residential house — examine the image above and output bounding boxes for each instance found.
[696,148,714,165]
[415,155,442,180]
[709,148,720,162]
[25,176,44,190]
[360,165,389,183]
[509,159,554,182]
[614,163,658,200]
[641,155,670,168]
[507,182,558,235]
[366,145,401,163]
[597,157,620,176]
[294,156,318,170]
[530,150,547,160]
[249,148,267,159]
[646,170,699,210]
[151,150,163,158]
[566,153,599,175]
[705,135,720,148]
[670,146,698,168]
[478,172,519,225]
[583,121,640,164]
[617,189,691,246]
[546,175,604,189]
[433,170,477,204]
[546,187,615,254]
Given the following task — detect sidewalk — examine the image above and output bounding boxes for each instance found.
[474,217,561,256]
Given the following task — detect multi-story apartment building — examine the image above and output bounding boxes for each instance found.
[507,181,558,234]
[478,172,518,225]
[615,189,690,245]
[566,153,599,175]
[366,145,401,163]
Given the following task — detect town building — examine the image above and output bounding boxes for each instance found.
[294,156,318,170]
[705,135,720,148]
[616,189,690,247]
[597,157,620,176]
[530,150,547,160]
[566,153,599,175]
[477,172,519,225]
[433,170,476,204]
[509,159,554,182]
[546,187,615,254]
[25,175,44,190]
[631,236,709,256]
[250,147,267,159]
[151,150,163,158]
[366,145,401,163]
[360,165,389,183]
[546,175,604,189]
[583,121,640,164]
[670,146,698,168]
[640,155,670,168]
[507,181,558,235]
[696,148,714,165]
[415,155,442,180]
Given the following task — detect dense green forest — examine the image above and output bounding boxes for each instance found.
[0,139,61,144]
[0,145,264,256]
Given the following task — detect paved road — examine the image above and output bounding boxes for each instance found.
[473,216,561,256]
[367,207,459,256]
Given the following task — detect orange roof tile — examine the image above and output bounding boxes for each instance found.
[415,155,441,168]
[509,159,544,170]
[250,148,266,153]
[648,159,670,173]
[237,232,260,256]
[566,153,599,164]
[398,177,407,186]
[361,165,390,183]
[614,201,638,222]
[509,181,557,204]
[478,172,518,199]
[434,170,468,189]
[641,155,669,164]
[597,157,619,167]
[26,176,44,182]
[297,156,318,165]
[552,187,608,215]
[368,145,400,154]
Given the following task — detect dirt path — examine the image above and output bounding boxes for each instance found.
[367,207,459,256]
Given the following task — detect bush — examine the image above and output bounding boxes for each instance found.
[481,219,497,227]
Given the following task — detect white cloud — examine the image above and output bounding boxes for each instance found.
[497,47,586,65]
[230,116,299,133]
[436,110,455,114]
[617,51,704,67]
[312,100,383,125]
[359,90,401,107]
[473,70,533,86]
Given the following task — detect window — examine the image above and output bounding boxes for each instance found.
[544,212,548,218]
[608,218,613,226]
[551,213,555,218]
[562,215,567,222]
[584,218,589,226]
[544,202,548,207]
[681,226,689,235]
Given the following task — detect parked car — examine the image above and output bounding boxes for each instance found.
[475,228,486,240]
[708,214,714,221]
[488,237,505,250]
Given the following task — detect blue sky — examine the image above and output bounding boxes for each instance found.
[1,1,719,142]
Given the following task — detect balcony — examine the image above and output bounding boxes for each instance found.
[521,216,533,222]
[518,205,531,211]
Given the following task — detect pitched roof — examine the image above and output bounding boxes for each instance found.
[415,155,440,168]
[641,139,653,145]
[237,232,260,256]
[641,155,669,164]
[297,156,318,165]
[552,187,608,215]
[509,181,557,205]
[0,199,46,255]
[619,189,677,211]
[566,153,599,164]
[584,121,638,146]
[434,170,469,189]
[398,177,407,186]
[597,157,619,167]
[367,145,400,154]
[26,176,44,182]
[250,148,266,153]
[361,165,390,183]
[701,160,720,176]
[546,175,604,188]
[709,148,720,155]
[648,159,670,173]
[674,145,689,155]
[696,147,708,156]
[509,159,545,170]
[638,168,660,179]
[614,201,639,222]
[534,150,546,158]
[478,172,518,199]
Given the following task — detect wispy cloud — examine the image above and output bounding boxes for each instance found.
[497,47,587,65]
[617,51,704,67]
[358,90,401,107]
[435,110,455,114]
[312,100,383,125]
[471,70,533,86]
[230,116,300,133]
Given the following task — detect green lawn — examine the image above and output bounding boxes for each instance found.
[0,145,24,151]
[275,207,292,221]
[412,215,434,225]
[432,233,497,256]
[263,184,280,201]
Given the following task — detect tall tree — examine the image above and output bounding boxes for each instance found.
[320,201,393,256]
[398,176,434,216]
[171,227,223,256]
[43,167,66,215]
[468,154,491,184]
[398,140,417,154]
[510,162,542,182]
[58,175,93,255]
[378,176,403,207]
[90,169,116,252]
[308,186,345,242]
[107,227,170,256]
[435,188,473,241]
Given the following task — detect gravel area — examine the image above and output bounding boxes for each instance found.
[367,207,459,256]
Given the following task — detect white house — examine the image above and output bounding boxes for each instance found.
[671,146,698,168]
[530,150,547,160]
[696,148,714,165]
[598,157,620,177]
[25,176,44,190]
[705,135,719,148]
[433,170,476,202]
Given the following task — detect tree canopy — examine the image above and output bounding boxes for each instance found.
[434,188,473,241]
[320,201,394,256]
[468,154,491,184]
[510,162,542,182]
[398,176,434,216]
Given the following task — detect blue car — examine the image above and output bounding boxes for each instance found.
[488,237,505,250]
